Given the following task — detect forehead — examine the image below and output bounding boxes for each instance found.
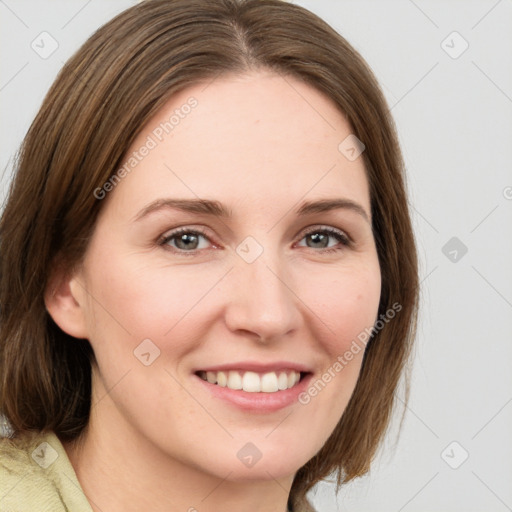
[108,71,370,218]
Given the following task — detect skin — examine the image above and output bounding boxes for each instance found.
[46,70,381,512]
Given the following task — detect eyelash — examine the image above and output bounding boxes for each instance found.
[159,226,351,256]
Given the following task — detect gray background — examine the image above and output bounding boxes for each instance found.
[1,1,511,511]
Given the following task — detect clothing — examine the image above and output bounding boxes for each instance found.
[0,429,316,512]
[0,430,93,512]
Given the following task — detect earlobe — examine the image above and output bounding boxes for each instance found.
[44,267,89,339]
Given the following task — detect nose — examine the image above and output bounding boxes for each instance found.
[223,249,302,343]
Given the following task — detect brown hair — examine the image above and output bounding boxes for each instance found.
[0,0,418,507]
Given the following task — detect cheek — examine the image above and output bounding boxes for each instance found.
[84,255,222,355]
[305,261,381,354]
[86,248,381,350]
[287,262,381,456]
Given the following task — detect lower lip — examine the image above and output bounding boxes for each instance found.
[194,373,313,412]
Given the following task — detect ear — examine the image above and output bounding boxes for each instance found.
[44,263,89,339]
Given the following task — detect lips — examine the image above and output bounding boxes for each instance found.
[193,362,314,412]
[193,361,312,396]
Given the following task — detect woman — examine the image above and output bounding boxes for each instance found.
[0,1,418,510]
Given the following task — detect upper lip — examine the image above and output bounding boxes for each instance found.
[194,361,313,374]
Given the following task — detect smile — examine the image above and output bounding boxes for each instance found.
[196,369,302,393]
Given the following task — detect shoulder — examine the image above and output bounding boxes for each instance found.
[0,430,92,512]
[0,431,52,498]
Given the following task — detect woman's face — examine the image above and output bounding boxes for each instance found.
[67,71,381,482]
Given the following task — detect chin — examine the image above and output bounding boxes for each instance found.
[225,440,316,481]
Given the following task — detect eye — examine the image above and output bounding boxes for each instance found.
[159,225,351,255]
[296,226,351,253]
[159,228,213,254]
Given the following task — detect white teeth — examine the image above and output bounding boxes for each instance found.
[261,372,278,393]
[242,371,261,392]
[227,371,242,390]
[217,371,227,387]
[198,369,302,393]
[277,372,288,390]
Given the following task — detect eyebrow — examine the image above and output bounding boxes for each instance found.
[133,197,370,223]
